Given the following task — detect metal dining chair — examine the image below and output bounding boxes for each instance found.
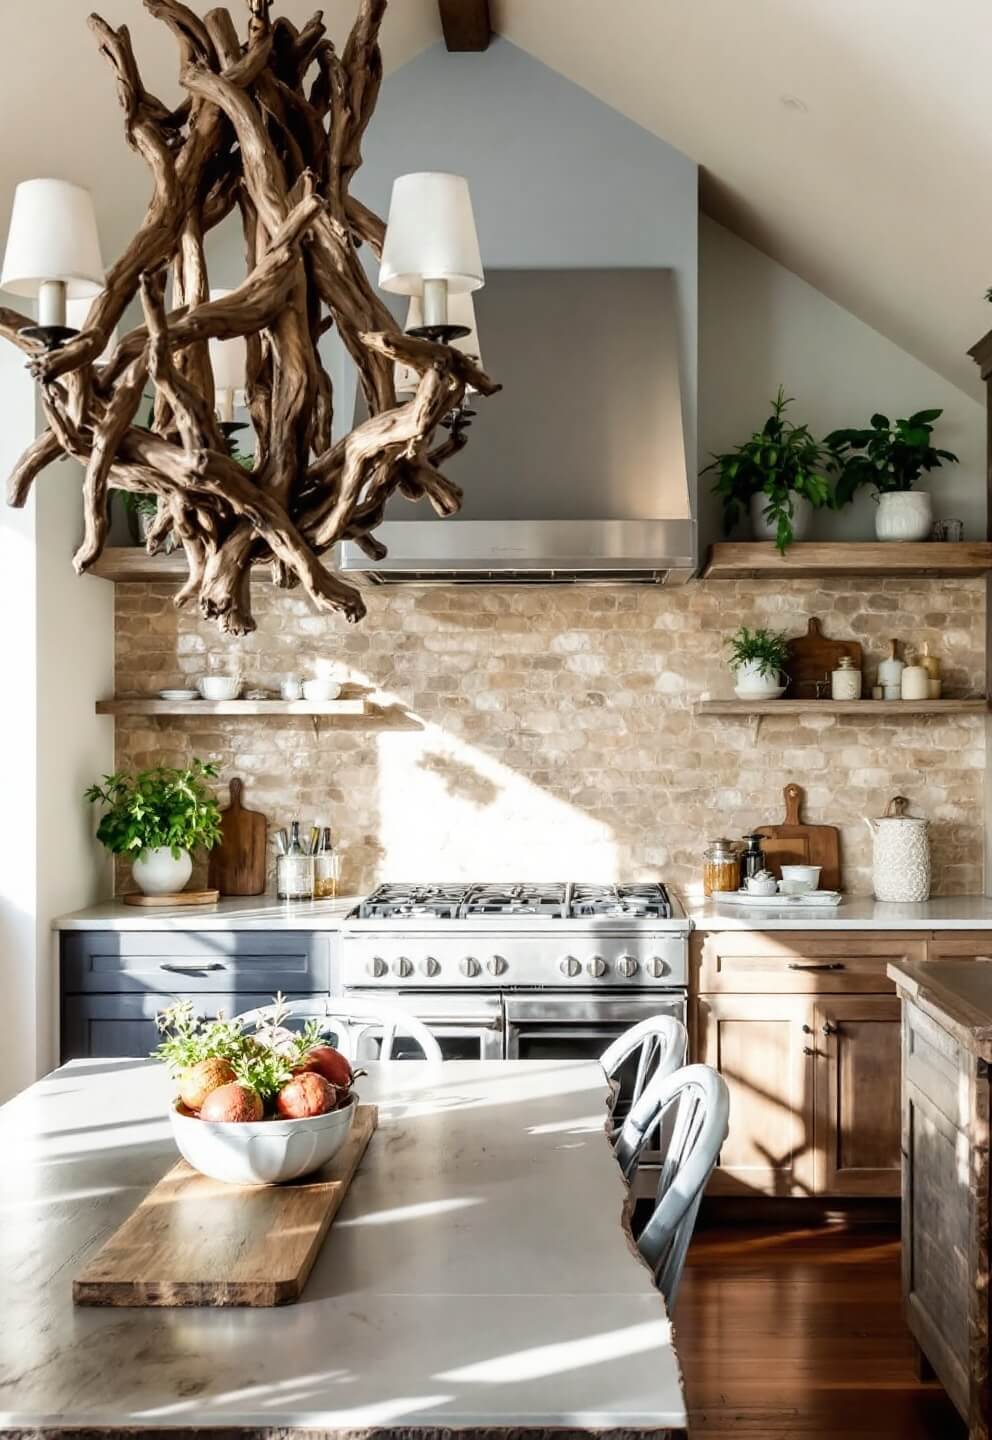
[620,1063,730,1307]
[233,995,443,1064]
[600,1014,688,1140]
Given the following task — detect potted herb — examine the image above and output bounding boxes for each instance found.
[85,760,222,896]
[825,410,958,542]
[726,625,790,699]
[703,387,833,552]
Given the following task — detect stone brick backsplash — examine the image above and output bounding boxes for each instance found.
[113,577,986,900]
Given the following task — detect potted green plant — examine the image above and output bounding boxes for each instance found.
[725,625,791,699]
[85,761,222,896]
[825,409,958,541]
[703,387,833,552]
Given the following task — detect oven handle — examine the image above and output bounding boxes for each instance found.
[410,1014,503,1031]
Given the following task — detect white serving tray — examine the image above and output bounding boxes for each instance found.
[713,889,843,908]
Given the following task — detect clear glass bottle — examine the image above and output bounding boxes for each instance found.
[313,827,340,899]
[277,820,314,901]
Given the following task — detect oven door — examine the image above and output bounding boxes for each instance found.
[342,988,504,1061]
[504,992,686,1063]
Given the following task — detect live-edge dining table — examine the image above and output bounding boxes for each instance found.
[0,1058,687,1439]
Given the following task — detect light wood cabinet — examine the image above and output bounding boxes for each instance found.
[812,995,902,1196]
[695,930,926,994]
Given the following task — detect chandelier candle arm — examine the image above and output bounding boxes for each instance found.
[0,0,498,636]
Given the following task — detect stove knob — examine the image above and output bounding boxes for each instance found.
[460,956,481,978]
[487,955,508,977]
[421,956,440,978]
[646,956,669,979]
[368,956,388,978]
[392,956,413,978]
[587,956,608,978]
[560,955,582,979]
[617,955,640,979]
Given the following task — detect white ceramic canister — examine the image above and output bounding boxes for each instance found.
[877,639,904,702]
[864,796,930,902]
[831,655,861,701]
[900,663,930,701]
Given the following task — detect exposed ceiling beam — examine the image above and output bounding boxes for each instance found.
[439,0,491,52]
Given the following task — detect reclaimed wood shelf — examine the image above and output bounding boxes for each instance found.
[698,699,988,716]
[90,549,201,583]
[702,541,992,580]
[96,698,368,717]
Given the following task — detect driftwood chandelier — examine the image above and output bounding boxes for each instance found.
[0,0,498,634]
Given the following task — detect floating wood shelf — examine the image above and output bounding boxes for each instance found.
[697,699,988,717]
[90,549,198,583]
[702,541,992,580]
[96,698,368,717]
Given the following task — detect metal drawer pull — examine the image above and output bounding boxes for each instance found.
[788,961,845,971]
[802,1045,816,1056]
[159,962,227,973]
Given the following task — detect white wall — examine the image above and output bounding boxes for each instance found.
[698,216,986,546]
[0,347,113,1101]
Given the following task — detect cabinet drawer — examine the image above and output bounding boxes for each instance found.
[926,932,992,962]
[696,930,926,993]
[61,990,312,1061]
[61,931,331,995]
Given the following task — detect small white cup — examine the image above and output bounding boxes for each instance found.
[280,676,303,701]
[779,864,821,895]
[302,677,342,702]
[745,876,778,897]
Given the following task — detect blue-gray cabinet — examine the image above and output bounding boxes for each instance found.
[60,931,334,1061]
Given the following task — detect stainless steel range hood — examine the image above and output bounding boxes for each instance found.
[338,269,696,587]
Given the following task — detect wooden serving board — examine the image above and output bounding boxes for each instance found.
[785,616,862,699]
[122,889,220,907]
[754,783,842,891]
[208,776,268,896]
[73,1104,377,1308]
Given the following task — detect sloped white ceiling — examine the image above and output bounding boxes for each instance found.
[493,0,992,398]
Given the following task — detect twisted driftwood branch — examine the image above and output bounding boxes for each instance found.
[5,0,498,634]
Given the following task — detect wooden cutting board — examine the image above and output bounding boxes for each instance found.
[122,890,219,907]
[754,783,842,890]
[208,776,267,896]
[73,1104,377,1308]
[785,617,862,699]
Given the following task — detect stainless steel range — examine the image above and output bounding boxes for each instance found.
[339,882,689,1065]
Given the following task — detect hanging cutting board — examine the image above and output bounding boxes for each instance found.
[754,783,842,891]
[73,1104,377,1308]
[208,777,267,896]
[785,617,862,699]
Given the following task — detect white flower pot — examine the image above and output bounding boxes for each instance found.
[132,846,192,896]
[732,660,784,698]
[874,490,932,542]
[750,492,812,543]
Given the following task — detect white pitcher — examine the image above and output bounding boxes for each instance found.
[864,796,930,902]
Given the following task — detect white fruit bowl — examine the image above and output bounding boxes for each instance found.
[170,1092,356,1185]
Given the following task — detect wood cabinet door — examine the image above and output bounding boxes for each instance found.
[697,994,816,1197]
[696,931,926,995]
[812,995,902,1196]
[926,932,992,962]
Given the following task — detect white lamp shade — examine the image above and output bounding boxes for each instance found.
[207,288,247,394]
[395,292,483,395]
[379,172,483,297]
[1,178,104,299]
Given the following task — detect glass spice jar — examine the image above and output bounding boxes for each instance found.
[703,838,742,896]
[313,827,340,899]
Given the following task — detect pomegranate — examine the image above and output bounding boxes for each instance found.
[199,1082,264,1123]
[297,1044,352,1089]
[179,1056,237,1111]
[275,1071,337,1119]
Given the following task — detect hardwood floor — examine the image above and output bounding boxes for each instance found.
[674,1215,966,1438]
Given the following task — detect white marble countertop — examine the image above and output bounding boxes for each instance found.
[53,894,362,930]
[55,892,992,934]
[687,895,992,931]
[0,1058,685,1436]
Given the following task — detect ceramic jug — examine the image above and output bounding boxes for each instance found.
[864,796,931,902]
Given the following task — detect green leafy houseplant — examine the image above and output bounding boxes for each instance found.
[825,410,958,504]
[725,625,791,680]
[84,760,222,859]
[702,387,833,553]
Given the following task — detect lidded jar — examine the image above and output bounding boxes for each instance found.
[864,796,931,902]
[831,655,862,701]
[703,839,742,896]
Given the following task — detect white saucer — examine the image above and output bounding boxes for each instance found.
[159,689,199,701]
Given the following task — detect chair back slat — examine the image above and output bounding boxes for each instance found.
[604,1016,688,1176]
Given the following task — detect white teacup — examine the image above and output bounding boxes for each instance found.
[302,677,342,701]
[779,864,821,895]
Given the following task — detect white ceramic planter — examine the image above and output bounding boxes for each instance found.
[732,660,784,698]
[170,1093,356,1185]
[874,490,932,542]
[132,845,192,896]
[750,492,812,543]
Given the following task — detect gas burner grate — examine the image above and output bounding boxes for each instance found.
[568,883,673,919]
[358,884,470,919]
[462,883,568,918]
